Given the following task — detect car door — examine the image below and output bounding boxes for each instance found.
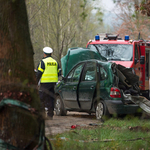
[98,65,109,100]
[78,61,97,110]
[61,63,84,109]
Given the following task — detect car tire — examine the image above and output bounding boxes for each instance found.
[95,101,109,120]
[55,95,67,116]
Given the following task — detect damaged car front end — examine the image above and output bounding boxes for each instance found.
[104,63,140,116]
[112,63,150,113]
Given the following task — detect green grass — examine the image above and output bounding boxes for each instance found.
[48,116,150,150]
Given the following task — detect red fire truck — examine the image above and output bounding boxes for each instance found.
[86,34,150,99]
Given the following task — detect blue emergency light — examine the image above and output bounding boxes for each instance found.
[95,35,100,41]
[125,35,129,41]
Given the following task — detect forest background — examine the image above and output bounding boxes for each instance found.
[25,0,150,67]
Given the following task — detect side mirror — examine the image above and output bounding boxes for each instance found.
[58,75,66,81]
[140,56,145,64]
[134,58,138,64]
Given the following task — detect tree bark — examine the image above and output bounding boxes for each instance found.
[0,0,42,149]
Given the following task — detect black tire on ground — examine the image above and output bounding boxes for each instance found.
[95,101,109,120]
[55,95,67,116]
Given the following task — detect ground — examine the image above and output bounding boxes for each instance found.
[45,112,103,135]
[45,111,150,135]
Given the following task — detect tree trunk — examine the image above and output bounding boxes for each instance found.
[0,0,43,149]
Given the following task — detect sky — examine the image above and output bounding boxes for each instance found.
[91,0,121,32]
[100,0,119,32]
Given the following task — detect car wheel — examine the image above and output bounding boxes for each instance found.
[55,95,67,116]
[95,101,109,120]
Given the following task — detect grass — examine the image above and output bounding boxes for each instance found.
[47,115,150,150]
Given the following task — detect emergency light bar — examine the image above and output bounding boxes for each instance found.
[95,34,124,41]
[95,35,100,41]
[107,35,118,40]
[125,35,129,41]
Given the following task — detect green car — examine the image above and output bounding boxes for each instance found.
[55,56,140,119]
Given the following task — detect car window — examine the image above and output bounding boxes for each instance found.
[66,63,84,83]
[100,66,107,80]
[66,64,83,82]
[66,69,74,82]
[72,64,84,82]
[81,62,96,81]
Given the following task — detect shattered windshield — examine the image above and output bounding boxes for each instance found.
[88,44,133,61]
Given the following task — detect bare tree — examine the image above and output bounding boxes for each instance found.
[135,0,150,16]
[26,0,104,67]
[113,0,150,39]
[0,0,43,149]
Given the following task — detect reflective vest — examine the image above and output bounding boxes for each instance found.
[38,57,58,83]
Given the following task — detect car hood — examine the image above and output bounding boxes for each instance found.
[61,47,107,77]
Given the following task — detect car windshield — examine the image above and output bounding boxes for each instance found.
[89,44,133,61]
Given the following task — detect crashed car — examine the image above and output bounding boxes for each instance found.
[54,59,141,119]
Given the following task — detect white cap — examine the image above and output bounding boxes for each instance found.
[43,47,53,54]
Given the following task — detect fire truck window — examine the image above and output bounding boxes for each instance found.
[87,44,97,51]
[135,44,139,60]
[88,44,133,61]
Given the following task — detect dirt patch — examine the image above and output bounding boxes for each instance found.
[45,112,103,135]
[128,126,150,132]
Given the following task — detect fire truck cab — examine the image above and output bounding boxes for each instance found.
[86,34,150,99]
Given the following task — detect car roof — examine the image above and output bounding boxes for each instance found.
[74,59,114,68]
